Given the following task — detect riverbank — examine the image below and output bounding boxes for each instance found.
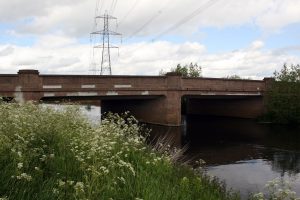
[0,102,239,200]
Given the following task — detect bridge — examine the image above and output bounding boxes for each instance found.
[0,69,274,126]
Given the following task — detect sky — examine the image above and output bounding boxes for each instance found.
[0,0,300,79]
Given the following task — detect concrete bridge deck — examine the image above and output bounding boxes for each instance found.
[0,70,274,126]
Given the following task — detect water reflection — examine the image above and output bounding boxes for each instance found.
[271,151,300,176]
[184,115,300,198]
[43,104,101,124]
[208,159,300,199]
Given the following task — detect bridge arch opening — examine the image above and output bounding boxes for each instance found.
[181,94,268,147]
[0,96,15,103]
[181,94,264,119]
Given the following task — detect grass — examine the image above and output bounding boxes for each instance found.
[0,102,240,200]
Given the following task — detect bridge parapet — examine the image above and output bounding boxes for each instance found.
[182,77,266,93]
[40,75,168,91]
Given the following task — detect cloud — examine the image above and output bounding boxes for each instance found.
[34,34,77,48]
[0,46,14,56]
[250,41,264,50]
[256,0,300,32]
[272,45,300,56]
[0,0,82,22]
[1,38,299,80]
[0,34,90,74]
[1,0,300,38]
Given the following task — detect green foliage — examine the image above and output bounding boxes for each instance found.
[265,63,300,124]
[225,75,242,79]
[0,103,239,200]
[274,63,300,82]
[265,81,300,124]
[160,63,202,77]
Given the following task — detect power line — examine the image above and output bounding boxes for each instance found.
[121,0,220,55]
[152,0,219,41]
[98,0,105,15]
[92,0,104,31]
[125,12,161,41]
[118,0,140,26]
[109,0,117,14]
[111,0,118,15]
[124,0,173,41]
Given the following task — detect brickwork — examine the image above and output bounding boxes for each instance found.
[0,70,273,126]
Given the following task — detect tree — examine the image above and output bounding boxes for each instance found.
[160,63,202,77]
[187,63,202,78]
[274,63,300,82]
[265,63,300,124]
[225,75,242,79]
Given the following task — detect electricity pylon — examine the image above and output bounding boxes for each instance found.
[91,11,121,75]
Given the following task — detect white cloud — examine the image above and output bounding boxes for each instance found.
[1,0,300,37]
[250,40,264,50]
[1,39,299,79]
[0,35,90,74]
[0,46,14,57]
[257,0,300,32]
[34,34,77,48]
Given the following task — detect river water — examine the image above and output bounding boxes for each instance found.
[51,104,300,198]
[185,115,300,198]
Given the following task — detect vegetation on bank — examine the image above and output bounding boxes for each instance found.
[251,178,300,200]
[264,64,300,124]
[0,102,239,200]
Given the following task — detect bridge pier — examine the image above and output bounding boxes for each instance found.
[16,70,43,103]
[101,73,183,126]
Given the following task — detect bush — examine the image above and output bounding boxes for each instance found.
[264,64,300,124]
[266,81,300,124]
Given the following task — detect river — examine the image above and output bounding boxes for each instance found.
[184,115,300,198]
[48,104,300,199]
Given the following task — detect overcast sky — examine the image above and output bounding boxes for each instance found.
[0,0,300,79]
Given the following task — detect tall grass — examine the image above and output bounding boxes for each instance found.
[0,102,239,200]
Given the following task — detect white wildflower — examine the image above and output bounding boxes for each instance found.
[17,163,23,169]
[58,180,65,187]
[20,173,32,181]
[67,180,74,185]
[40,155,47,161]
[74,182,84,192]
[52,188,59,195]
